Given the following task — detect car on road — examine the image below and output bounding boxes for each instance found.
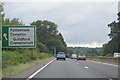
[56,52,66,60]
[71,54,77,59]
[77,54,86,60]
[114,53,120,58]
[66,54,70,58]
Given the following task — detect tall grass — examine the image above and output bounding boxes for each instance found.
[2,57,54,78]
[2,49,53,78]
[2,49,53,69]
[88,57,118,65]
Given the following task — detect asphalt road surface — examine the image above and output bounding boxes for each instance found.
[30,58,118,79]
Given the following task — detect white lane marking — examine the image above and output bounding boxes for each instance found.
[85,66,88,69]
[87,60,118,67]
[73,61,74,62]
[26,59,55,80]
[77,63,79,64]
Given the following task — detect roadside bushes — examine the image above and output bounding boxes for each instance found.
[2,49,52,68]
[37,42,49,53]
[88,56,118,65]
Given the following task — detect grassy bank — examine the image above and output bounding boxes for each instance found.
[0,68,2,80]
[2,49,52,68]
[2,49,54,78]
[87,57,118,65]
[3,57,54,78]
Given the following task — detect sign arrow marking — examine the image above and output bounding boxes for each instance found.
[3,33,8,40]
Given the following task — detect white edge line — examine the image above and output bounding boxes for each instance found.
[26,59,55,80]
[87,60,118,67]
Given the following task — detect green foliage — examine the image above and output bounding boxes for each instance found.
[37,41,49,53]
[102,43,110,56]
[88,57,118,65]
[2,50,52,68]
[102,12,120,56]
[68,47,102,56]
[0,3,4,40]
[108,21,118,39]
[3,57,54,78]
[0,3,3,12]
[2,18,24,25]
[104,54,113,57]
[31,20,67,53]
[66,48,74,55]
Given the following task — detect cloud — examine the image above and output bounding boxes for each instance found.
[67,42,103,48]
[3,2,118,47]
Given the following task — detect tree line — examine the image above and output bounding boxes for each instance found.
[102,12,120,56]
[31,20,67,54]
[68,47,102,56]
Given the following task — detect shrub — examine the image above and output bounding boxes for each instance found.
[2,49,52,68]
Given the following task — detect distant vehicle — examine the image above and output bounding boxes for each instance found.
[66,54,70,58]
[71,54,77,59]
[114,53,120,58]
[77,54,86,60]
[56,52,66,60]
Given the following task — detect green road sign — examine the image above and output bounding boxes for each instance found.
[50,46,56,54]
[2,26,36,48]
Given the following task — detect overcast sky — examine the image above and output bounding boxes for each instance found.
[3,1,118,48]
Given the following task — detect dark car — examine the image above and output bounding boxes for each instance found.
[56,52,66,60]
[77,54,86,60]
[66,54,70,58]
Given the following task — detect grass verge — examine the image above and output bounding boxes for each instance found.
[0,68,2,80]
[87,57,118,65]
[3,57,54,78]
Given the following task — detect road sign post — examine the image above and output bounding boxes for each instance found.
[50,46,56,55]
[2,26,36,48]
[0,12,2,80]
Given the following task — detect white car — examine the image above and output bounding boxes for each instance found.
[114,53,120,58]
[71,54,77,59]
